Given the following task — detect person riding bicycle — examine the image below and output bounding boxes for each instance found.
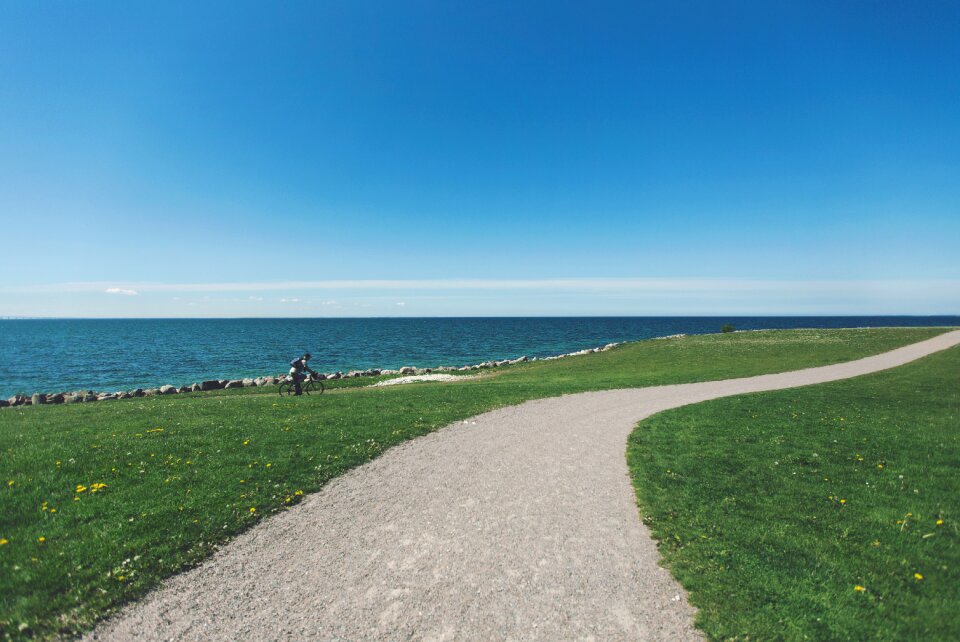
[289,352,318,396]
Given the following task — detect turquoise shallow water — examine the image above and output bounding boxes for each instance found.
[0,316,957,397]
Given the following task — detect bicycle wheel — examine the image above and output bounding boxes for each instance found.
[278,379,294,396]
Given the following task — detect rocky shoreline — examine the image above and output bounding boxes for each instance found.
[0,337,688,409]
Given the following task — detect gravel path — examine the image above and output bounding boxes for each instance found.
[88,330,960,641]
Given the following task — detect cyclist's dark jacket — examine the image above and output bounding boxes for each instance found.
[290,357,316,375]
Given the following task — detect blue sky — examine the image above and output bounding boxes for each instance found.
[1,1,957,317]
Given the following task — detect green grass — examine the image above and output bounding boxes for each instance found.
[628,344,960,641]
[0,327,951,639]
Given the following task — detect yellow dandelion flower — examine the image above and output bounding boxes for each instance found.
[117,575,125,582]
[854,585,866,592]
[76,484,87,493]
[0,538,8,546]
[50,508,57,513]
[249,507,256,513]
[877,464,884,469]
[936,519,944,526]
[243,440,250,446]
[38,536,46,543]
[294,490,303,496]
[872,540,881,547]
[839,499,847,505]
[266,463,272,468]
[6,480,13,487]
[914,573,923,581]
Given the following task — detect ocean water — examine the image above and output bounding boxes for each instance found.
[0,316,957,397]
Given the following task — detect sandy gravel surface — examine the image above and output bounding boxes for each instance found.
[88,330,960,641]
[372,374,475,386]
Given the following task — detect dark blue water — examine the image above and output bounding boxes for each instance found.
[0,317,957,397]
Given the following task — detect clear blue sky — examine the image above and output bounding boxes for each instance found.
[1,1,958,316]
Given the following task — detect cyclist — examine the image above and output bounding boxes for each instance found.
[289,352,319,396]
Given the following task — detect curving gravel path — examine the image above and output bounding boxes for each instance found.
[88,330,960,641]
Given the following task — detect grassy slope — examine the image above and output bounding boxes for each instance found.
[0,327,951,639]
[628,344,960,641]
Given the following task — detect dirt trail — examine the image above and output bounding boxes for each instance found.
[88,330,960,641]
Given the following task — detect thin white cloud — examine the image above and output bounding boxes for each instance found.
[12,278,960,295]
[396,302,406,306]
[104,287,139,296]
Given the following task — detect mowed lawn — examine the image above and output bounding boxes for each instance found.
[629,344,960,641]
[0,327,951,639]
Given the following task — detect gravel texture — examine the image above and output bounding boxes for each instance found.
[372,374,475,386]
[88,330,960,641]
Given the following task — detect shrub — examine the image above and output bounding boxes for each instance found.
[721,324,735,333]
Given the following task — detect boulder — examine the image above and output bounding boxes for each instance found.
[177,385,190,393]
[224,380,244,389]
[31,393,47,406]
[200,380,222,391]
[159,385,177,395]
[9,394,28,406]
[399,367,416,375]
[218,380,228,387]
[191,383,202,392]
[0,399,8,408]
[47,393,65,404]
[63,394,81,404]
[117,392,132,399]
[98,393,117,401]
[242,378,255,387]
[327,373,341,380]
[143,389,159,396]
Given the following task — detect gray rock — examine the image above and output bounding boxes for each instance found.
[177,385,190,393]
[218,380,228,387]
[63,394,81,404]
[143,389,159,396]
[47,393,64,404]
[191,383,202,392]
[32,393,47,405]
[118,392,132,399]
[82,393,97,402]
[327,373,341,380]
[159,385,177,395]
[130,388,145,397]
[0,399,8,408]
[399,367,416,375]
[242,378,255,387]
[200,380,222,391]
[9,394,28,406]
[98,393,117,401]
[224,380,244,389]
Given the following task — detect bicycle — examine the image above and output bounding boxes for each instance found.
[278,373,325,397]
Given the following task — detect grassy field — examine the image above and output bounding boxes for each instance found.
[628,344,960,641]
[0,327,952,639]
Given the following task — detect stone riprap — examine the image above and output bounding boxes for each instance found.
[2,340,630,409]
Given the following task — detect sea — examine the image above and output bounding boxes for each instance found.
[0,316,957,398]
